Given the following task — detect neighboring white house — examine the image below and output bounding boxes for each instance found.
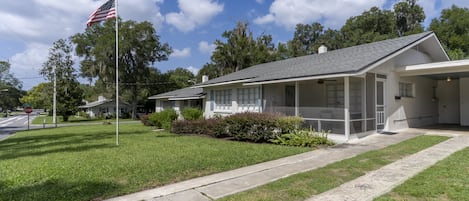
[148,87,205,116]
[193,31,469,141]
[79,96,131,118]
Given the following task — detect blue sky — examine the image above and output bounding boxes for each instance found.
[0,0,468,90]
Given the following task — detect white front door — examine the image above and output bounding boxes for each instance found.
[376,79,386,131]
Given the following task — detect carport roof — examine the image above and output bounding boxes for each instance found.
[397,59,469,80]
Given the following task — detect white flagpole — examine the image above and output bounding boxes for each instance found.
[115,0,119,146]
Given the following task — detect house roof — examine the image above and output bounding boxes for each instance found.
[148,87,205,100]
[79,99,129,109]
[196,31,444,87]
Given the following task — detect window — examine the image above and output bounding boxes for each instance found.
[237,87,259,112]
[214,89,232,111]
[399,82,414,97]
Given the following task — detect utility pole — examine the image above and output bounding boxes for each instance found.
[53,65,57,127]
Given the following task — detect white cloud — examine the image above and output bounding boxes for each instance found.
[9,43,50,80]
[256,0,265,4]
[198,41,216,54]
[186,66,200,75]
[165,0,224,32]
[172,47,191,58]
[254,0,386,29]
[0,0,165,89]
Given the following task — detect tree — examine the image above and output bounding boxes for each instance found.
[20,83,52,110]
[288,22,325,57]
[394,0,425,36]
[0,61,24,111]
[429,5,469,59]
[320,28,345,51]
[341,7,397,47]
[40,39,84,121]
[196,63,221,83]
[166,68,195,89]
[211,21,277,75]
[73,19,172,119]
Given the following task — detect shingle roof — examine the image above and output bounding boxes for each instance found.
[79,99,129,108]
[197,31,434,86]
[148,87,204,100]
[78,99,111,109]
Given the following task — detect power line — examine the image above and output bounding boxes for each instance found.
[104,82,174,86]
[16,76,43,80]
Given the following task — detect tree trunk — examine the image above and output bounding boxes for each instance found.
[131,85,138,119]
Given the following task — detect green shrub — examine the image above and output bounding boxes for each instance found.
[215,112,281,143]
[181,107,203,120]
[270,128,334,147]
[277,116,304,134]
[171,119,222,137]
[78,111,91,119]
[148,109,178,130]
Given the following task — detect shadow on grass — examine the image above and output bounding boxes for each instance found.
[0,144,115,160]
[0,129,151,160]
[0,179,121,201]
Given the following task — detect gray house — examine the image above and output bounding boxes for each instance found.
[194,32,469,142]
[79,96,131,118]
[148,87,205,115]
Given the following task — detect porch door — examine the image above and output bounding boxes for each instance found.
[285,85,295,116]
[376,79,386,131]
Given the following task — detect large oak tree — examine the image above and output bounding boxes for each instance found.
[72,19,172,119]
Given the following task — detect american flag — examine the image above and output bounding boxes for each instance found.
[87,0,116,27]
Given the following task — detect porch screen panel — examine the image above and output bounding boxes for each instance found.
[350,77,365,133]
[366,73,376,131]
[349,77,363,119]
[326,83,344,108]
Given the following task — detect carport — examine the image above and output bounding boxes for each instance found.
[397,59,469,126]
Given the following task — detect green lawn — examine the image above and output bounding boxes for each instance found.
[0,124,310,201]
[32,115,136,124]
[220,135,449,201]
[375,147,469,201]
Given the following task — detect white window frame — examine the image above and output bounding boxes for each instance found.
[399,82,414,98]
[237,87,259,112]
[214,89,232,112]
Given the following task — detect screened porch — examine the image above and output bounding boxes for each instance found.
[262,73,383,139]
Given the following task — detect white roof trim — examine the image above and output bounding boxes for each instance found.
[243,73,352,85]
[168,96,205,101]
[192,79,252,88]
[148,96,173,100]
[397,59,469,76]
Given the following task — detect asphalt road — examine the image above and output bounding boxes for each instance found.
[0,114,39,141]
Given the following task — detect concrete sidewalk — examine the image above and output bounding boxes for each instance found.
[307,135,469,201]
[107,132,421,201]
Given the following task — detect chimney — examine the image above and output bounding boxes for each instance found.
[202,75,209,83]
[318,45,327,54]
